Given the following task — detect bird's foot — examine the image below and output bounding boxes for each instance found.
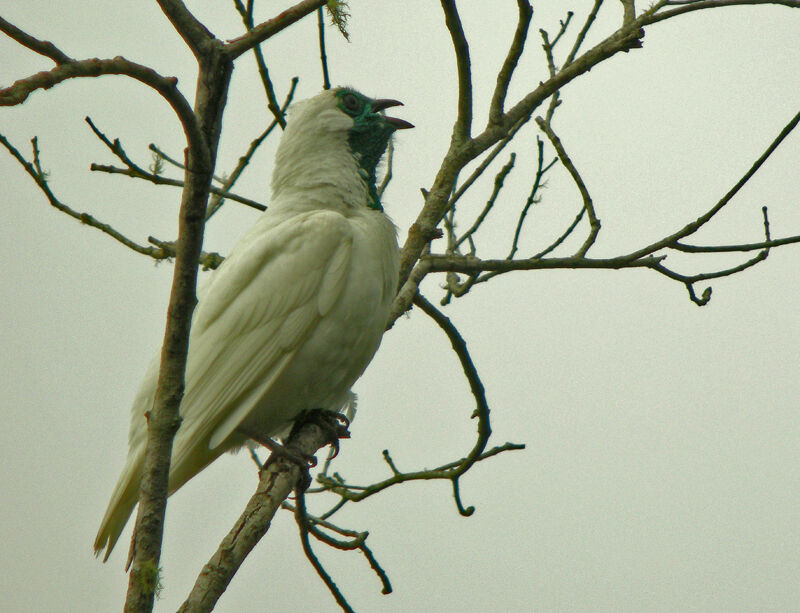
[290,408,351,461]
[249,410,349,491]
[250,434,318,491]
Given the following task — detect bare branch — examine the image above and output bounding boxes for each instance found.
[0,16,73,64]
[317,7,332,90]
[623,106,800,261]
[178,420,334,613]
[90,162,265,211]
[225,0,326,59]
[455,152,516,250]
[0,135,158,257]
[673,235,800,253]
[123,36,227,613]
[533,207,586,259]
[425,253,665,275]
[155,0,215,58]
[148,143,193,174]
[535,116,600,256]
[232,0,287,126]
[284,501,392,594]
[317,441,527,513]
[508,137,557,260]
[440,0,473,142]
[388,260,431,328]
[649,0,800,25]
[1,132,228,272]
[620,0,636,23]
[293,491,356,613]
[395,16,646,313]
[565,0,604,66]
[489,0,533,126]
[412,294,490,512]
[0,57,203,156]
[448,116,529,210]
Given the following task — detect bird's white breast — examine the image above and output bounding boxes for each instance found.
[234,204,399,438]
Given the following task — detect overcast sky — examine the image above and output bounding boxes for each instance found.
[2,1,799,612]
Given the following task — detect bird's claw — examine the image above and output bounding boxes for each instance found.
[259,443,317,491]
[291,408,351,461]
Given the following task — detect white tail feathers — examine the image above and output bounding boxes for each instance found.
[94,451,143,562]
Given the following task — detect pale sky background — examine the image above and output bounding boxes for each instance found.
[1,2,799,612]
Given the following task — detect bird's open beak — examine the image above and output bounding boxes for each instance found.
[372,98,414,130]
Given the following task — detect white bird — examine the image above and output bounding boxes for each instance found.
[94,87,412,561]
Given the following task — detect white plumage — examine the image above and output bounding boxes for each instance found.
[94,88,411,560]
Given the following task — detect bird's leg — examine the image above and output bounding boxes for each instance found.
[245,410,351,491]
[246,431,318,491]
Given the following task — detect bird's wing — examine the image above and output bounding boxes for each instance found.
[168,209,354,481]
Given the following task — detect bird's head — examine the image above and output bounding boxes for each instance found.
[272,87,413,210]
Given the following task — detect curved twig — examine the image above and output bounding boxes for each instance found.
[440,0,473,142]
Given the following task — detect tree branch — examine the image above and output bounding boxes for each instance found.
[650,0,800,24]
[224,0,327,59]
[0,16,73,64]
[155,0,215,58]
[317,6,332,90]
[206,76,299,219]
[623,106,800,261]
[0,56,202,152]
[394,13,646,321]
[565,0,604,66]
[440,0,473,142]
[535,116,600,256]
[620,0,636,23]
[177,421,334,613]
[293,490,355,613]
[508,137,557,260]
[232,0,288,126]
[489,0,532,126]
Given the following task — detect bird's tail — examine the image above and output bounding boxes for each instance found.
[94,447,143,562]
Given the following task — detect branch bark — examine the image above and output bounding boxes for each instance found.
[225,0,327,58]
[178,422,333,613]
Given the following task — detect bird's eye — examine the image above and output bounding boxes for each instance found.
[341,93,361,113]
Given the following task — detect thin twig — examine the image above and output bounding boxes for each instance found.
[623,106,800,261]
[646,0,800,26]
[317,7,331,89]
[206,76,299,219]
[316,442,526,515]
[533,207,586,259]
[225,0,327,59]
[535,116,600,256]
[90,163,265,211]
[455,152,516,250]
[294,490,355,613]
[565,0,604,66]
[412,293,491,514]
[440,0,473,142]
[448,116,529,210]
[233,0,287,126]
[508,137,549,259]
[0,15,73,64]
[489,0,532,125]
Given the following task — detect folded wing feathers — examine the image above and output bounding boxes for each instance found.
[95,210,355,558]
